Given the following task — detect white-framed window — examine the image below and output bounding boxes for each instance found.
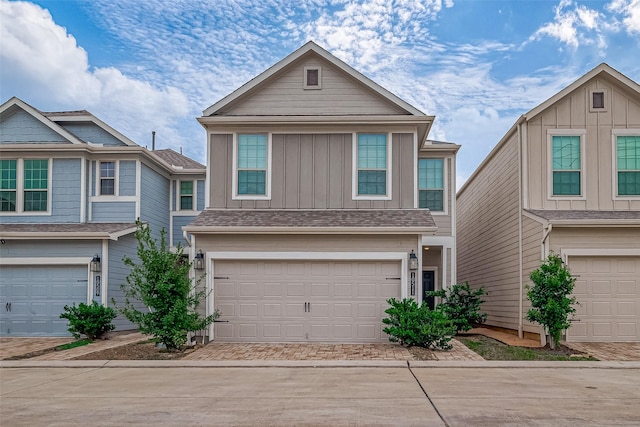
[304,66,321,90]
[99,161,116,195]
[614,131,640,197]
[418,158,444,212]
[232,133,271,200]
[179,180,194,210]
[0,158,51,214]
[353,133,391,200]
[547,130,586,199]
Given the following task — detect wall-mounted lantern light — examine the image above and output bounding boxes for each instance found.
[90,254,101,272]
[194,249,205,270]
[409,250,418,271]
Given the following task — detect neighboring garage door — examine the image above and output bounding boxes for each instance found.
[567,256,640,342]
[0,265,88,336]
[213,260,401,343]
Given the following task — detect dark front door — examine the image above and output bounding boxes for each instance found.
[422,271,435,310]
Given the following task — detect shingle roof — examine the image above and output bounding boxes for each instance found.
[42,110,92,117]
[185,209,436,232]
[152,149,205,170]
[526,210,640,222]
[0,223,137,238]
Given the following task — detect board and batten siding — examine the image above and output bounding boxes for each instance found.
[139,164,170,239]
[0,158,82,223]
[208,132,414,209]
[224,57,406,116]
[457,133,522,331]
[0,109,68,143]
[526,76,640,210]
[107,233,138,330]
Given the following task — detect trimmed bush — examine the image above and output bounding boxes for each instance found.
[382,298,456,350]
[60,301,116,340]
[426,282,488,332]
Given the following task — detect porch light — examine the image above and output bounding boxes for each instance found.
[90,254,101,272]
[194,250,205,270]
[409,250,418,271]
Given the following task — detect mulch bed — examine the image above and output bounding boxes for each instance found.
[73,340,201,360]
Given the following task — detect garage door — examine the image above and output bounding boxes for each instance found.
[567,256,640,342]
[213,260,401,343]
[0,265,88,336]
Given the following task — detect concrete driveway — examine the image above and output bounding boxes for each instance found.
[1,362,639,426]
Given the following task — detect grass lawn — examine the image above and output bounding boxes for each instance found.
[56,339,92,351]
[458,335,597,361]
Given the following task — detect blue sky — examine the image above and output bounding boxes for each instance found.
[2,0,639,187]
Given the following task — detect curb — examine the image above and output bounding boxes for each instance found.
[2,360,639,369]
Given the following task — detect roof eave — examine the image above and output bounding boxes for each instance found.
[183,226,437,234]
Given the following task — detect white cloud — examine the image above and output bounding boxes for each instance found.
[608,0,640,34]
[0,0,189,153]
[531,0,605,48]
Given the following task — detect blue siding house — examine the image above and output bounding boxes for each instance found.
[0,97,205,336]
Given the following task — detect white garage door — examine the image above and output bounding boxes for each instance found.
[567,256,640,342]
[213,260,401,343]
[0,265,88,336]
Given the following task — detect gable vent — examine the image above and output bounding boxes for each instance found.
[304,66,321,90]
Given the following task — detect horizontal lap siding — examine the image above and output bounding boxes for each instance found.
[118,161,137,196]
[457,135,521,331]
[92,201,136,222]
[139,164,170,240]
[522,215,544,333]
[59,122,126,146]
[1,109,68,143]
[550,227,640,250]
[172,215,196,247]
[107,233,138,330]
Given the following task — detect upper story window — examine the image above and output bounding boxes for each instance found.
[233,133,271,199]
[180,181,194,210]
[418,159,444,211]
[355,133,389,198]
[551,135,582,196]
[100,161,116,195]
[616,135,640,196]
[0,158,50,214]
[304,66,321,89]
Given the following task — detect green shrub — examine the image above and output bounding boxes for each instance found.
[382,298,456,350]
[60,301,116,340]
[114,220,218,350]
[426,282,488,332]
[527,253,577,349]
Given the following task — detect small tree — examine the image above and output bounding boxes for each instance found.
[527,253,577,349]
[115,220,218,350]
[426,282,488,332]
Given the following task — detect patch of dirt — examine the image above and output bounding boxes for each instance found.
[458,335,595,361]
[407,346,438,360]
[73,340,202,360]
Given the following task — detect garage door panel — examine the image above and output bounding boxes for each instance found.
[214,260,400,343]
[239,283,258,297]
[567,256,639,342]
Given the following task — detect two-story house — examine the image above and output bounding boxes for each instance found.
[457,64,640,343]
[185,42,459,343]
[0,97,205,336]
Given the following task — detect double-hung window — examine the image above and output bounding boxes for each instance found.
[616,135,640,196]
[418,159,444,211]
[0,159,17,212]
[356,133,388,197]
[180,181,194,210]
[236,134,268,197]
[0,159,50,213]
[551,135,582,196]
[100,161,116,195]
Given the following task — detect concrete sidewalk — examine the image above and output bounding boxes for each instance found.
[1,363,639,426]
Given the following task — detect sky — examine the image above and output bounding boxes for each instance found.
[1,0,640,188]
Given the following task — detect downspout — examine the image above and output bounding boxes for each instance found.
[517,122,524,339]
[542,223,553,258]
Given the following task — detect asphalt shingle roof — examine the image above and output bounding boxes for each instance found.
[153,149,205,170]
[0,223,137,235]
[526,210,640,222]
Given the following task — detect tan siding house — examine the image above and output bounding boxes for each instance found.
[186,42,460,343]
[457,64,640,343]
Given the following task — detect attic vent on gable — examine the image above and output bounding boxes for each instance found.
[304,66,321,90]
[589,89,607,112]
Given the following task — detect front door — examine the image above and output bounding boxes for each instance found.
[422,271,435,310]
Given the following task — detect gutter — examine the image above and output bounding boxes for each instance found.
[181,226,438,235]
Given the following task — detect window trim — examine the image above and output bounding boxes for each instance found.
[231,133,272,201]
[303,66,322,90]
[589,88,608,113]
[418,157,448,215]
[352,132,392,201]
[612,129,640,200]
[0,158,52,216]
[178,179,196,211]
[547,129,586,200]
[98,160,118,196]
